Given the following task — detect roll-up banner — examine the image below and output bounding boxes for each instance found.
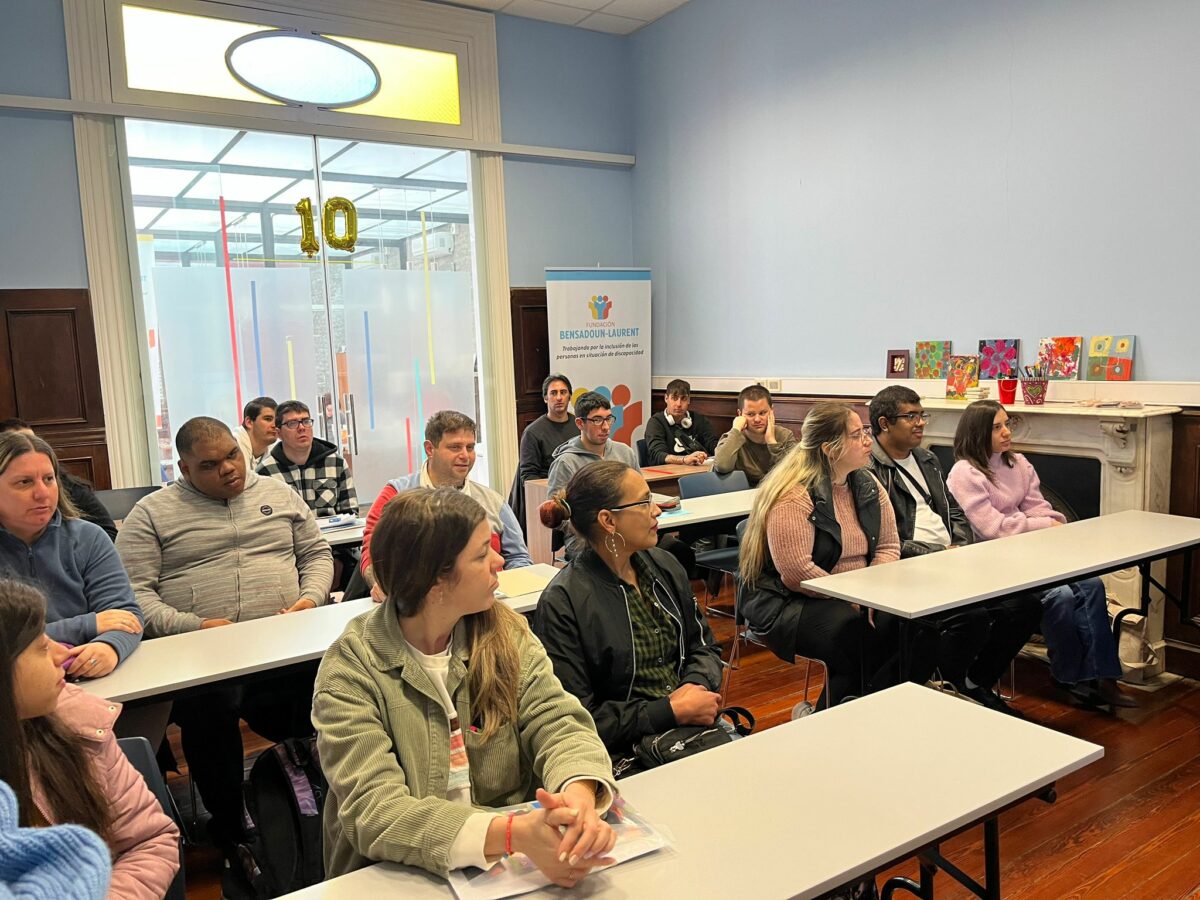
[545,268,652,446]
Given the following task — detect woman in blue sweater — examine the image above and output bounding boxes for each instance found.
[0,433,141,678]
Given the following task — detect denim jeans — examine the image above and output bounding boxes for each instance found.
[1039,578,1124,684]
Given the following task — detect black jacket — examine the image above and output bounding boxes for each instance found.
[533,546,722,753]
[643,411,718,464]
[868,443,972,557]
[739,469,882,662]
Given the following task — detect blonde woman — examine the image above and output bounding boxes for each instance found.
[739,402,901,707]
[313,487,618,887]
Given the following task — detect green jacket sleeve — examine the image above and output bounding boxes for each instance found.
[313,657,475,878]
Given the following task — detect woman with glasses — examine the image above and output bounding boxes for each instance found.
[947,401,1134,710]
[739,402,901,707]
[534,460,724,760]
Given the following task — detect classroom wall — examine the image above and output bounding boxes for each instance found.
[630,0,1200,380]
[0,0,87,288]
[495,14,635,287]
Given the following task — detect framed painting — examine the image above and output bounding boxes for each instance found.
[1085,334,1135,381]
[946,355,981,399]
[914,340,951,379]
[1037,336,1083,380]
[978,338,1020,379]
[886,349,911,378]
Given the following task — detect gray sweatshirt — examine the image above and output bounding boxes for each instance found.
[546,437,640,558]
[115,471,334,637]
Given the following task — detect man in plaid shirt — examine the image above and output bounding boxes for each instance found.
[257,400,358,517]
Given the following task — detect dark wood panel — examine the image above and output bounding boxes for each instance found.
[8,309,87,424]
[0,289,110,488]
[511,288,551,443]
[655,388,869,441]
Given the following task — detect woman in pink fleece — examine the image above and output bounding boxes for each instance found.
[947,401,1134,710]
[0,579,180,899]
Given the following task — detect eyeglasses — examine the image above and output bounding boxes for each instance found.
[584,415,616,426]
[280,417,314,430]
[890,412,931,424]
[609,497,654,512]
[848,426,874,442]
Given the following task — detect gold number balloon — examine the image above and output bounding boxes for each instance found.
[294,197,319,258]
[323,197,358,253]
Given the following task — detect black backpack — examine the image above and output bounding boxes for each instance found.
[235,737,327,898]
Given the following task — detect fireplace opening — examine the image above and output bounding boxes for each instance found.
[928,446,1101,523]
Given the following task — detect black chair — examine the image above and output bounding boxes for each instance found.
[680,470,751,615]
[118,736,187,900]
[96,485,161,523]
[636,438,650,467]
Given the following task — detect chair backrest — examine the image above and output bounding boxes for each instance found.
[636,438,649,468]
[678,469,750,500]
[96,486,161,522]
[117,736,186,900]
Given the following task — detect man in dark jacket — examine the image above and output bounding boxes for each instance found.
[507,373,576,537]
[867,386,1039,716]
[534,545,723,756]
[643,379,718,466]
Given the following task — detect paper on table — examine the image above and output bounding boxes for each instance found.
[448,799,667,900]
[494,567,554,600]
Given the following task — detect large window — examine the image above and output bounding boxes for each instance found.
[123,118,486,497]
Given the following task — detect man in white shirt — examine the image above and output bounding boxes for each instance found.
[235,396,278,469]
[867,386,1039,715]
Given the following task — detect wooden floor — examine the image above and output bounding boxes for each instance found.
[175,580,1200,898]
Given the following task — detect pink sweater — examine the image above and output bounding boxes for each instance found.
[33,686,180,900]
[946,453,1065,541]
[766,480,901,595]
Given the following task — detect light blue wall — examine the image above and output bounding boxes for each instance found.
[495,14,634,286]
[631,0,1200,380]
[0,0,86,288]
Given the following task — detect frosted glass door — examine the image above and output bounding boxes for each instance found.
[317,140,483,503]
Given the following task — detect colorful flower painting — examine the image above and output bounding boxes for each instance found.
[914,340,951,379]
[977,339,1020,379]
[1037,336,1083,380]
[1085,334,1135,381]
[945,355,981,399]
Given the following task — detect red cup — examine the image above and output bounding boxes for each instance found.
[997,378,1017,404]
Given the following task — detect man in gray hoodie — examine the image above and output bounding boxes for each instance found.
[116,416,333,855]
[546,392,640,560]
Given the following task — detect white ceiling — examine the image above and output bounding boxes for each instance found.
[449,0,689,35]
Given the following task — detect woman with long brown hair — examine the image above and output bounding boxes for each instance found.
[0,579,179,898]
[0,432,142,679]
[313,487,618,887]
[947,400,1134,709]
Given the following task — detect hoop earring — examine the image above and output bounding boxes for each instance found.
[604,530,627,558]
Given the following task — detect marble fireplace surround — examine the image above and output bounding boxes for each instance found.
[920,399,1179,680]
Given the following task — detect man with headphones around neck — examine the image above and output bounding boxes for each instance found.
[644,379,719,466]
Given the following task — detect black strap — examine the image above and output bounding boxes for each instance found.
[891,459,933,505]
[717,706,755,736]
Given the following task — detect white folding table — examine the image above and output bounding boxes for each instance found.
[82,564,559,704]
[282,683,1102,900]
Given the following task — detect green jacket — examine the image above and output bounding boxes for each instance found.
[313,601,615,879]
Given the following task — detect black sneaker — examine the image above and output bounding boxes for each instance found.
[962,684,1026,719]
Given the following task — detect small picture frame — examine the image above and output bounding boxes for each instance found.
[886,349,911,379]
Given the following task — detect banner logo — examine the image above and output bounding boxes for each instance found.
[588,295,612,320]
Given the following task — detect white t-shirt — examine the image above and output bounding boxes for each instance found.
[894,454,952,548]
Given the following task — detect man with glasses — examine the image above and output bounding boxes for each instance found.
[257,400,358,518]
[547,392,641,559]
[507,373,578,537]
[867,386,1039,715]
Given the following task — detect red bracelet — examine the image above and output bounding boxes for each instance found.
[505,812,516,856]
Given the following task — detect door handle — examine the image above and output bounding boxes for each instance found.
[344,392,358,457]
